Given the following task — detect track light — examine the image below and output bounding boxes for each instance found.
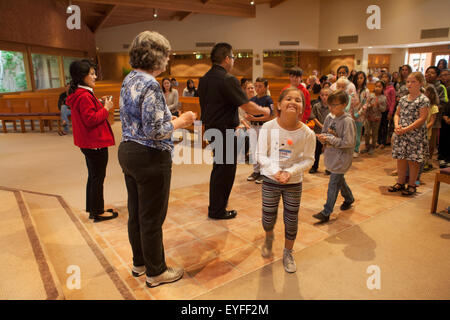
[153,8,158,18]
[250,1,255,5]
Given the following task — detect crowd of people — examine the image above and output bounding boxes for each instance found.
[63,30,449,289]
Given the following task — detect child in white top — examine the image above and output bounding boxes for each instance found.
[256,87,316,273]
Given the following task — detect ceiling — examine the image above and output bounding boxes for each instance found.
[57,0,288,33]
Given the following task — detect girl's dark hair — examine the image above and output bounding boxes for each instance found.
[399,64,412,81]
[424,84,439,106]
[437,58,448,70]
[375,80,386,93]
[161,77,172,93]
[186,79,196,93]
[277,87,304,116]
[327,90,349,106]
[353,71,367,92]
[69,59,95,94]
[336,65,349,76]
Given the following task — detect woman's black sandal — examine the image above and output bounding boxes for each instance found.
[401,185,416,196]
[388,183,405,192]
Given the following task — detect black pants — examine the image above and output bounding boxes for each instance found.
[118,141,171,277]
[312,138,323,170]
[378,111,389,145]
[206,127,238,217]
[81,148,108,215]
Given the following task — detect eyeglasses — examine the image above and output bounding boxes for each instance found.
[228,55,236,60]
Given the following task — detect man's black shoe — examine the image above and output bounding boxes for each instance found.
[340,201,354,211]
[309,168,317,174]
[312,212,330,222]
[208,210,237,220]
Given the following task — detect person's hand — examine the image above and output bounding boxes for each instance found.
[317,134,327,144]
[394,126,405,135]
[171,115,177,120]
[179,111,196,127]
[103,96,113,111]
[245,114,253,121]
[387,114,393,121]
[278,171,291,184]
[274,171,282,182]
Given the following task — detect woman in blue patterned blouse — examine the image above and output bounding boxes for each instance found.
[118,31,196,288]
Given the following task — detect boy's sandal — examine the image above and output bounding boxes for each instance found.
[401,185,417,196]
[388,183,405,192]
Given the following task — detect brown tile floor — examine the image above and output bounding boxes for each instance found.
[78,146,442,300]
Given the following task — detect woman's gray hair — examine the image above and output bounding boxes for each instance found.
[129,31,171,71]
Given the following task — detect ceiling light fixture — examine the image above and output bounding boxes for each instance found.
[153,8,158,18]
[250,1,255,5]
[338,48,342,51]
[327,49,331,52]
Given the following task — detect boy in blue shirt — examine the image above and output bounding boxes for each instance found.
[246,77,274,183]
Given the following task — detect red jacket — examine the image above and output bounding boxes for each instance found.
[66,88,115,149]
[281,84,311,123]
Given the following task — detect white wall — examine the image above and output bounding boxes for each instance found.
[95,1,320,53]
[319,0,450,50]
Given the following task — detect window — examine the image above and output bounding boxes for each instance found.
[0,50,28,93]
[62,56,79,84]
[31,53,61,89]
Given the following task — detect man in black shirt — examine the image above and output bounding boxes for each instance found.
[198,43,270,220]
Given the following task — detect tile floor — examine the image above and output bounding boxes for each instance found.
[76,146,441,300]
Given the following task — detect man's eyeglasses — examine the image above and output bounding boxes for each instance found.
[228,55,235,60]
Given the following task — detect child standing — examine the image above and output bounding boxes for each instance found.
[423,84,440,171]
[257,88,316,273]
[313,90,356,222]
[247,77,274,184]
[361,80,387,155]
[379,73,396,148]
[309,87,331,173]
[351,71,370,158]
[389,72,429,196]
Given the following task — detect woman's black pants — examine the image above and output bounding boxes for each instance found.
[81,148,108,215]
[118,141,172,277]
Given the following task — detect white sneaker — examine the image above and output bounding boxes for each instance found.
[131,265,146,277]
[146,267,184,288]
[353,152,359,158]
[261,234,274,258]
[283,248,296,273]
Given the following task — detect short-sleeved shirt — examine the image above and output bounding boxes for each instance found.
[249,95,273,125]
[198,64,249,129]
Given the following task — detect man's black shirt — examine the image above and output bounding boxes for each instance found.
[198,64,249,129]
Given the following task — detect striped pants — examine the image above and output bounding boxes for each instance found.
[262,177,302,241]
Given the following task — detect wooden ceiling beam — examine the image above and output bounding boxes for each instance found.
[92,4,118,33]
[172,11,192,21]
[270,0,287,8]
[73,0,255,18]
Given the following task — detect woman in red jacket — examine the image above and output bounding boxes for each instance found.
[66,59,117,222]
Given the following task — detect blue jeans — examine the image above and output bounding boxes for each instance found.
[321,173,354,216]
[61,104,71,131]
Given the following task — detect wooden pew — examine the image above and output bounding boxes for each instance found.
[178,96,207,148]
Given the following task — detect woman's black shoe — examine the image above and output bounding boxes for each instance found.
[89,210,118,222]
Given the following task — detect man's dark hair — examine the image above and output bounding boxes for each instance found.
[211,42,232,64]
[289,67,303,77]
[426,66,441,76]
[255,77,268,87]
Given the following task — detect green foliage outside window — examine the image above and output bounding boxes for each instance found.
[0,50,28,93]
